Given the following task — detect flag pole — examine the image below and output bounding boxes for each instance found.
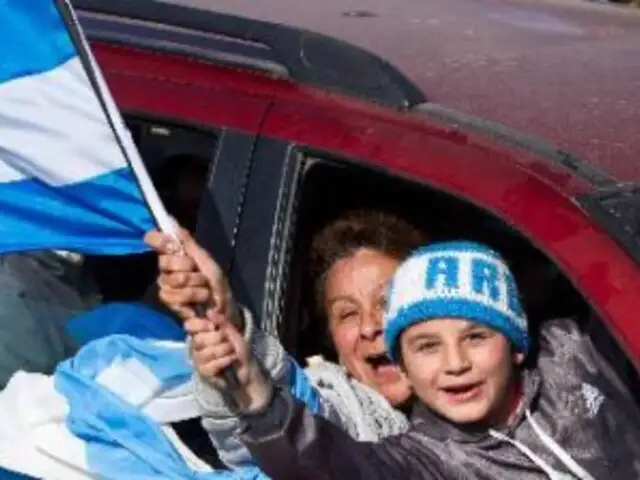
[56,0,177,238]
[56,0,240,388]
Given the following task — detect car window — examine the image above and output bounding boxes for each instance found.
[0,117,218,389]
[283,154,636,390]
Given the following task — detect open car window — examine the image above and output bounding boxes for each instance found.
[272,151,640,402]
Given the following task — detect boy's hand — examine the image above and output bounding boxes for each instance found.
[187,310,271,412]
[144,227,233,321]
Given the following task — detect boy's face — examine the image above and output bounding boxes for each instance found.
[400,318,523,425]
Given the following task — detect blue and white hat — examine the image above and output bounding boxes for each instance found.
[384,241,529,360]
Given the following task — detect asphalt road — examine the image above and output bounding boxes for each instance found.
[164,0,640,181]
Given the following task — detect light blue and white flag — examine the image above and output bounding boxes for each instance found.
[0,0,174,255]
[0,303,322,479]
[0,333,266,479]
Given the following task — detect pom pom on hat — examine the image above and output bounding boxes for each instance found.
[384,241,529,360]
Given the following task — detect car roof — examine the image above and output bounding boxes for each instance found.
[74,0,427,110]
[75,0,616,191]
[164,0,640,182]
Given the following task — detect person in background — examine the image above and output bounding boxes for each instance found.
[153,153,208,234]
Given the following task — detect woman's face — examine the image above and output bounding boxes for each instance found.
[324,248,412,406]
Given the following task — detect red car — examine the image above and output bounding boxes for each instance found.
[77,0,640,381]
[2,0,639,471]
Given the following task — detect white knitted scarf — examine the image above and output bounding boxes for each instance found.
[305,356,410,441]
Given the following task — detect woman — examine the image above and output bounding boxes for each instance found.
[147,209,426,467]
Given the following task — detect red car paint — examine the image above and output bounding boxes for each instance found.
[172,0,640,181]
[90,12,640,367]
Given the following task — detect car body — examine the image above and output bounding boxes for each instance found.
[0,0,637,475]
[70,0,640,364]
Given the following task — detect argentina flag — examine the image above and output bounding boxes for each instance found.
[0,332,263,479]
[0,0,174,255]
[0,304,314,479]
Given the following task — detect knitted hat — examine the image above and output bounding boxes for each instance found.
[384,241,529,360]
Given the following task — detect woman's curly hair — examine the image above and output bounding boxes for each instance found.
[308,209,427,323]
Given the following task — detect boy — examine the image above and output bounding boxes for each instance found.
[190,241,640,479]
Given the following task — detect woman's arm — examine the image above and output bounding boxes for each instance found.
[195,307,383,467]
[193,306,292,468]
[145,229,375,466]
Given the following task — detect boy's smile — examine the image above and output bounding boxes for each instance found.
[440,381,484,404]
[400,318,524,426]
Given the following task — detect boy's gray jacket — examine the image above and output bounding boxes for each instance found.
[239,319,640,479]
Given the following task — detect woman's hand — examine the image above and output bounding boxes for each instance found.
[187,310,271,412]
[144,227,233,321]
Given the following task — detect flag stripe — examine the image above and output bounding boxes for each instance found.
[61,0,177,237]
[0,0,162,256]
[0,57,128,185]
[0,1,76,83]
[0,167,154,254]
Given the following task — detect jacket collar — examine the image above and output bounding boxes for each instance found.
[410,368,541,444]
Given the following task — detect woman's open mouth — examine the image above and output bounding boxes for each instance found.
[365,353,401,378]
